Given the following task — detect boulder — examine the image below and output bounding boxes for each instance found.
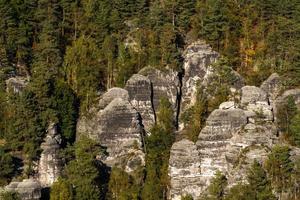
[241,86,268,105]
[38,123,63,187]
[219,101,235,110]
[168,139,202,200]
[98,87,129,110]
[125,74,155,130]
[5,179,41,200]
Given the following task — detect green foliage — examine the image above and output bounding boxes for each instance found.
[64,36,102,110]
[65,136,104,200]
[50,178,73,200]
[290,111,300,147]
[142,97,175,200]
[225,183,253,200]
[182,86,208,142]
[0,191,21,200]
[266,145,293,195]
[206,171,227,200]
[276,96,297,142]
[0,148,14,186]
[107,167,139,200]
[181,194,194,200]
[247,160,275,200]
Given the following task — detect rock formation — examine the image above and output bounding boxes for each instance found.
[138,67,180,117]
[77,89,145,173]
[5,179,41,200]
[125,74,155,130]
[168,139,202,200]
[5,76,28,94]
[38,123,63,187]
[180,41,244,117]
[168,74,282,199]
[181,41,219,110]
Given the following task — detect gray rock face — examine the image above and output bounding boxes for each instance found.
[181,41,219,109]
[260,73,282,103]
[5,179,41,200]
[77,95,145,173]
[38,123,63,187]
[5,77,28,94]
[98,87,129,110]
[196,109,247,178]
[168,139,202,200]
[139,67,179,114]
[241,86,268,105]
[169,82,280,199]
[275,88,300,110]
[125,74,155,130]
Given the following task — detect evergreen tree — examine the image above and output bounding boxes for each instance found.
[206,171,227,200]
[290,111,300,147]
[266,145,294,197]
[142,97,175,200]
[0,148,14,186]
[247,160,275,200]
[64,36,102,110]
[50,178,73,200]
[65,136,104,200]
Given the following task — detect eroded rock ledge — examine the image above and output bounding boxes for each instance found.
[168,74,288,200]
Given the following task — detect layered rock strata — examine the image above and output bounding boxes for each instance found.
[77,89,145,173]
[168,77,282,199]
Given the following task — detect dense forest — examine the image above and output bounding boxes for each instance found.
[0,0,300,199]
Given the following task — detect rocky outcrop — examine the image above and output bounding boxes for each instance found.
[77,91,145,173]
[181,41,219,109]
[241,86,268,105]
[180,41,244,119]
[38,123,63,187]
[125,74,155,130]
[241,86,273,122]
[139,67,180,117]
[168,139,202,200]
[260,73,282,103]
[196,108,247,178]
[168,77,281,199]
[5,179,41,200]
[5,76,28,94]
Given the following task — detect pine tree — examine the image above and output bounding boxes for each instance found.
[290,111,300,147]
[266,145,294,197]
[66,136,104,200]
[247,160,275,200]
[64,36,102,110]
[206,171,227,200]
[50,178,73,200]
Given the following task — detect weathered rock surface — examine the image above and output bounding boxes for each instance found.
[5,76,28,94]
[5,179,41,200]
[181,41,219,109]
[169,80,281,199]
[38,123,63,187]
[196,109,247,178]
[260,73,282,103]
[139,67,179,115]
[241,86,268,105]
[168,139,202,200]
[125,74,155,130]
[77,96,145,173]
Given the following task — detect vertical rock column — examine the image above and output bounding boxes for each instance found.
[38,123,63,187]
